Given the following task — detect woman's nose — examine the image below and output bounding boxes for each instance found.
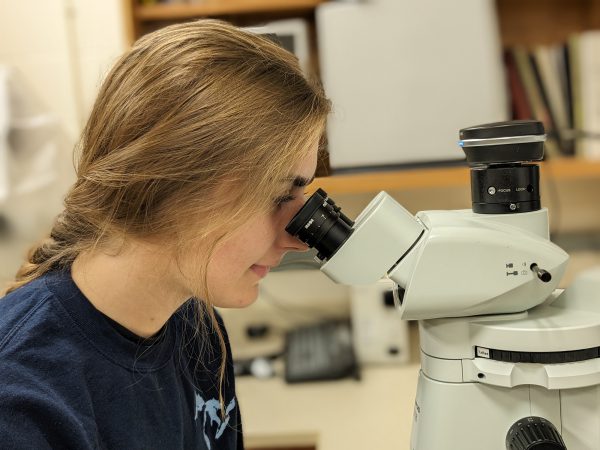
[279,232,310,252]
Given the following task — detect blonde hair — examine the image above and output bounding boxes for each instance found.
[6,19,330,410]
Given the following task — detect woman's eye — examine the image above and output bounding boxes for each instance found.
[274,194,296,208]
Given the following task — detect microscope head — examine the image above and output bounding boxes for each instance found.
[286,121,569,319]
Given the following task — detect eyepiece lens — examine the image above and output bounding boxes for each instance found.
[285,189,354,261]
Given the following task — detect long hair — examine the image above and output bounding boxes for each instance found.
[6,19,330,410]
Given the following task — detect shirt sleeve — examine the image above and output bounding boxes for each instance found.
[0,391,97,449]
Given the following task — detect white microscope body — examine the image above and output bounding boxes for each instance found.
[286,121,600,449]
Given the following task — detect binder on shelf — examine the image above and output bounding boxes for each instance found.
[316,0,507,170]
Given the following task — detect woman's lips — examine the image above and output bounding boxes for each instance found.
[250,265,270,278]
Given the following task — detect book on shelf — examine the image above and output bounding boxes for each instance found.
[532,45,573,155]
[568,34,583,156]
[504,31,600,160]
[562,43,574,133]
[573,30,600,160]
[504,50,532,120]
[509,46,561,158]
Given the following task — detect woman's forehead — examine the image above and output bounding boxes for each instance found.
[296,143,319,176]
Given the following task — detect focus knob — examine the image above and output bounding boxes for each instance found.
[506,416,567,450]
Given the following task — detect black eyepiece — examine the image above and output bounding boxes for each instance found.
[459,120,545,214]
[285,188,354,261]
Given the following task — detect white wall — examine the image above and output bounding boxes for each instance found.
[0,0,128,155]
[0,0,80,142]
[0,0,127,283]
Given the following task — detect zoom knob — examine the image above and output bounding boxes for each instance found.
[506,416,566,450]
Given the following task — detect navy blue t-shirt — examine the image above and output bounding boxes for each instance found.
[0,270,243,449]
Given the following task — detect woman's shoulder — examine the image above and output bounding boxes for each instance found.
[0,271,101,379]
[0,275,99,446]
[0,274,60,352]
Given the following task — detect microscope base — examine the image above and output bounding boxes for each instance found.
[410,371,600,449]
[411,268,600,449]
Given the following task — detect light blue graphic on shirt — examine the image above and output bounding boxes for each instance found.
[194,391,236,449]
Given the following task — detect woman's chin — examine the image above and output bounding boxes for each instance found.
[213,285,259,309]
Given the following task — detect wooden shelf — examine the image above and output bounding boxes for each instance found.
[496,0,600,47]
[125,1,600,199]
[134,0,326,21]
[309,158,600,195]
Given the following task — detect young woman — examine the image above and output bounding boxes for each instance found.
[0,19,330,449]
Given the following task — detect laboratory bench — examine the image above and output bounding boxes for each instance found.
[223,309,422,450]
[236,362,420,450]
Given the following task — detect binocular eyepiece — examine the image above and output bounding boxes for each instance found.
[285,188,354,261]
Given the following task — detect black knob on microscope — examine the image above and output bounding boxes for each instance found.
[506,416,567,450]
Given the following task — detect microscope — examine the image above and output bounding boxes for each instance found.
[286,120,600,449]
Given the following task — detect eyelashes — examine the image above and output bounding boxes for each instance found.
[274,194,296,208]
[273,187,310,210]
